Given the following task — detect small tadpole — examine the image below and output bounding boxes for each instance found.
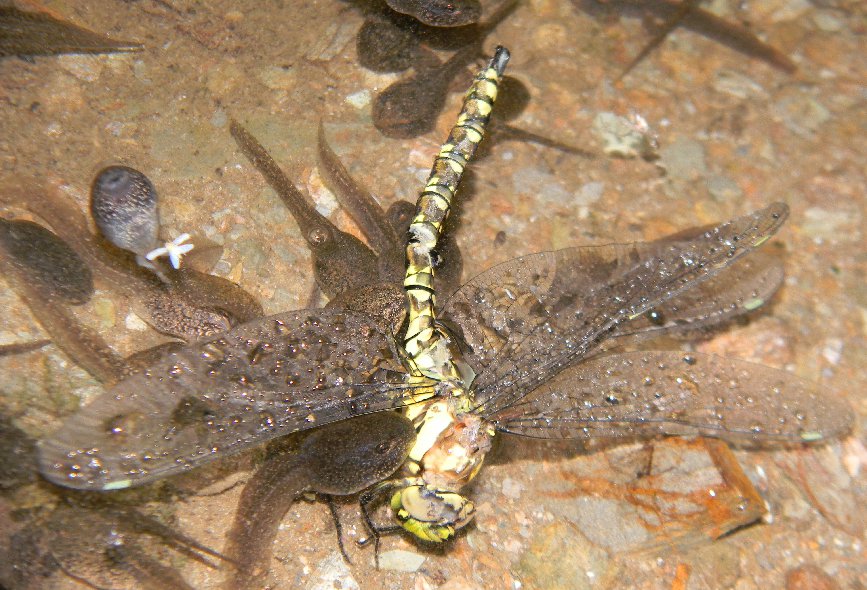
[616,0,702,82]
[607,0,797,78]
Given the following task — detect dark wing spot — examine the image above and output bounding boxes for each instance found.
[171,396,217,428]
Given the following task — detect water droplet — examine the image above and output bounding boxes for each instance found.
[285,343,301,359]
[259,412,276,429]
[308,227,329,246]
[104,412,144,437]
[201,341,226,362]
[645,309,665,326]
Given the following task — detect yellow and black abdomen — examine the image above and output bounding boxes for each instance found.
[403,46,510,384]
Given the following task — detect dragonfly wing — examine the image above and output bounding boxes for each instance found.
[442,203,789,416]
[490,350,853,442]
[612,249,785,341]
[38,308,432,491]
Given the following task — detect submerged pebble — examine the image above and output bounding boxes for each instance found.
[658,136,707,180]
[592,112,658,159]
[378,549,426,572]
[0,218,93,305]
[91,166,160,259]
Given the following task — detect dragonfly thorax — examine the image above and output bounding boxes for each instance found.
[389,398,495,542]
[407,399,493,489]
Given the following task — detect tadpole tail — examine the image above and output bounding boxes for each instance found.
[316,121,399,256]
[229,118,334,239]
[221,450,310,590]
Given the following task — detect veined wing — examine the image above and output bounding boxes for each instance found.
[441,203,789,416]
[38,308,434,491]
[490,351,853,442]
[611,249,784,341]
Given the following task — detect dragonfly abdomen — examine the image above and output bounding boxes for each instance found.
[404,46,510,384]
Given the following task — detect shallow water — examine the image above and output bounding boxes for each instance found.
[0,1,864,589]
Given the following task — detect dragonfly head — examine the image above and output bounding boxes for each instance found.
[389,484,475,543]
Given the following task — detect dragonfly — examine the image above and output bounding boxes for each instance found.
[37,47,851,546]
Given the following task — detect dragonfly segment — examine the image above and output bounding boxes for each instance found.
[387,48,512,542]
[403,45,510,386]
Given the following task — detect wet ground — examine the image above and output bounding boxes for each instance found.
[0,0,864,588]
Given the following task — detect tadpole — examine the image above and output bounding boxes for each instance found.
[0,218,93,305]
[372,0,517,138]
[0,217,125,383]
[229,119,380,299]
[222,412,415,589]
[1,180,262,343]
[316,124,465,293]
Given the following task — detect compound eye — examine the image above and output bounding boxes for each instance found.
[390,485,476,543]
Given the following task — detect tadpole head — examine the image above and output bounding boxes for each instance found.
[301,412,415,495]
[91,166,160,258]
[356,19,419,73]
[0,218,94,305]
[386,0,482,27]
[372,79,438,139]
[386,200,416,236]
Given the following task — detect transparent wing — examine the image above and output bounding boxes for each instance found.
[38,307,433,491]
[611,249,784,341]
[490,351,853,442]
[441,203,789,416]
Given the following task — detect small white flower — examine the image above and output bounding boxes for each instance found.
[145,233,195,269]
